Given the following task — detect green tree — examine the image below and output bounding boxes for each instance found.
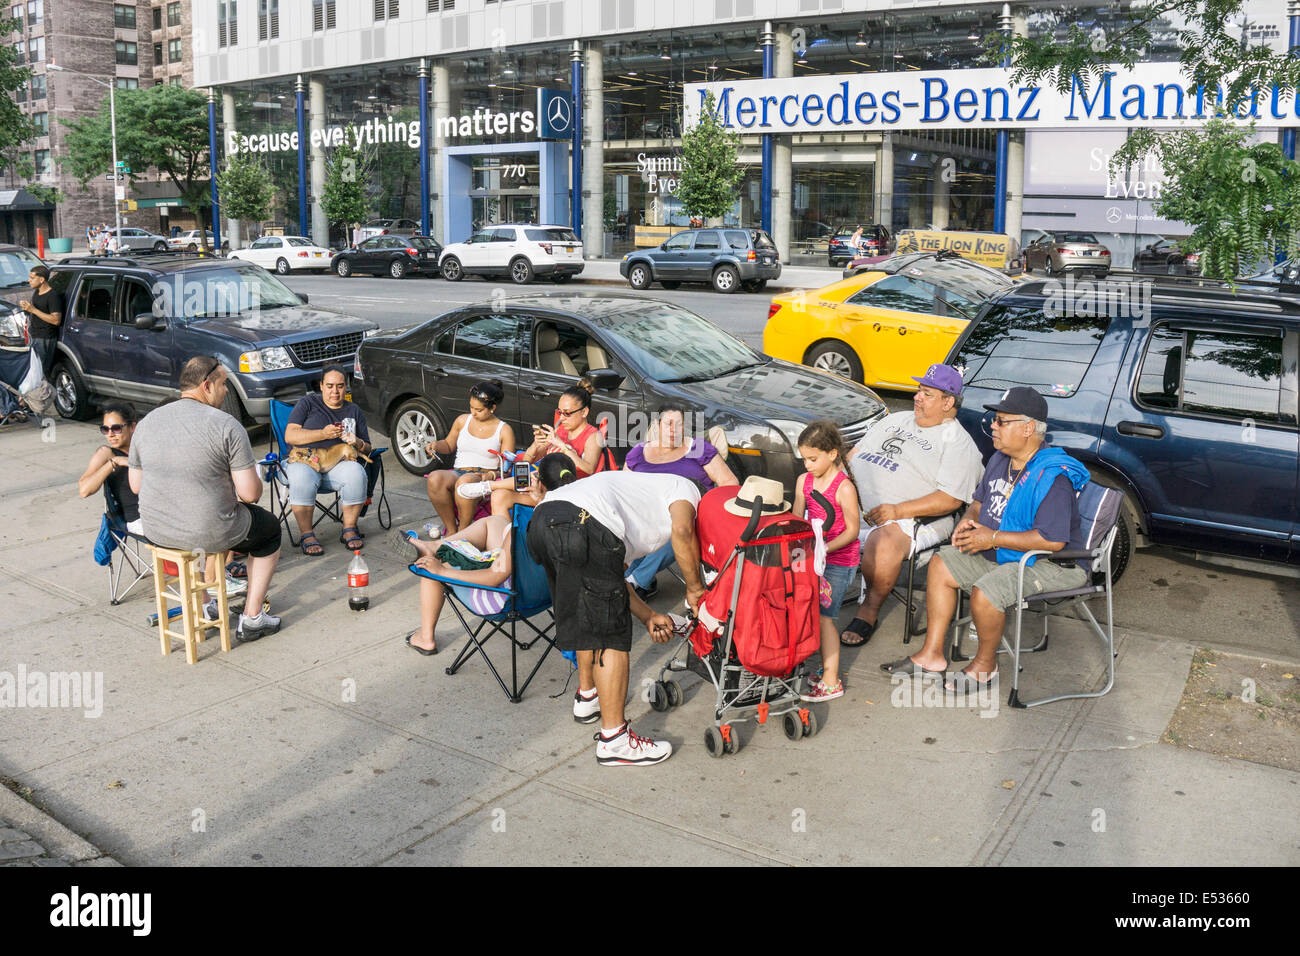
[59,85,214,246]
[677,91,745,221]
[321,128,368,243]
[0,16,37,181]
[1111,120,1300,279]
[216,152,274,242]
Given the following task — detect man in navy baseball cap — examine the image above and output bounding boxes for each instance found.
[982,385,1049,422]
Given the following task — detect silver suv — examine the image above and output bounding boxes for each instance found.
[104,227,170,253]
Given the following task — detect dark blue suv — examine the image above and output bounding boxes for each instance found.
[947,276,1299,577]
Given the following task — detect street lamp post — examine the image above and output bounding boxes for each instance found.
[49,63,122,246]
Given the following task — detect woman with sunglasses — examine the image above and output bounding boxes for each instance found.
[423,381,516,536]
[78,403,142,535]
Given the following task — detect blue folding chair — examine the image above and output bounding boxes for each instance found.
[408,505,558,703]
[259,398,392,546]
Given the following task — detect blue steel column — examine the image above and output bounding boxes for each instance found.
[419,59,431,237]
[208,89,221,252]
[571,42,582,239]
[993,4,1012,234]
[761,22,774,235]
[295,75,308,237]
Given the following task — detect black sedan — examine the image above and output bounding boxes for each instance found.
[351,293,888,487]
[333,235,443,279]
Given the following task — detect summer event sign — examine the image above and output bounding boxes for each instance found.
[685,63,1299,132]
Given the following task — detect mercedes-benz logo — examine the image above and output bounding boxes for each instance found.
[548,95,571,131]
[1105,206,1122,224]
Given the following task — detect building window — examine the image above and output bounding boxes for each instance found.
[429,0,454,9]
[168,38,181,62]
[115,77,138,90]
[30,72,43,98]
[34,148,49,178]
[113,3,135,29]
[154,42,162,65]
[10,5,20,28]
[167,2,180,27]
[115,40,136,65]
[218,0,237,46]
[170,75,182,86]
[25,35,40,62]
[25,0,39,23]
[152,6,161,30]
[313,0,336,31]
[32,111,46,135]
[12,42,22,66]
[15,80,24,103]
[258,0,278,40]
[374,0,397,19]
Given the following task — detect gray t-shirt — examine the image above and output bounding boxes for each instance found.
[129,398,256,552]
[849,411,983,512]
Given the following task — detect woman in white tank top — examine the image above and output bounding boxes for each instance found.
[423,381,516,535]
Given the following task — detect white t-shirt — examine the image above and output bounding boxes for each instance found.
[849,411,983,511]
[539,471,701,563]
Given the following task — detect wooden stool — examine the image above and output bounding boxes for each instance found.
[149,546,232,664]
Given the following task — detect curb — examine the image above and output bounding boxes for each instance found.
[0,777,120,867]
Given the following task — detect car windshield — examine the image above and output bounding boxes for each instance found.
[1054,233,1099,243]
[577,299,763,382]
[166,266,304,318]
[898,258,1013,314]
[0,249,44,287]
[286,236,314,247]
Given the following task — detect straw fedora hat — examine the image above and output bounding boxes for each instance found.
[723,475,791,518]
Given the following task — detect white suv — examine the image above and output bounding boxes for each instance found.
[438,224,584,284]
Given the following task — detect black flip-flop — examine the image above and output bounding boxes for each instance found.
[880,656,944,678]
[945,669,998,693]
[841,618,875,646]
[405,631,438,656]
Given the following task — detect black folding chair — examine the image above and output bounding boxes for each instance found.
[101,483,153,605]
[947,483,1122,708]
[885,509,963,643]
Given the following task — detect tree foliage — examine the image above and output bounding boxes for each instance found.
[60,84,212,236]
[320,128,368,239]
[1111,120,1300,279]
[0,16,37,178]
[216,152,274,227]
[677,92,745,221]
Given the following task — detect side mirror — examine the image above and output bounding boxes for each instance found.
[135,312,160,330]
[587,367,624,391]
[297,292,309,304]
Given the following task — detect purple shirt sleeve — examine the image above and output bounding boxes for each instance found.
[624,443,647,471]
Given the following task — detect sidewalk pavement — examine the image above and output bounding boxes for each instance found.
[1,418,1296,866]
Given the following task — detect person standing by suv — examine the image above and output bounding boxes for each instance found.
[128,356,284,641]
[19,266,64,376]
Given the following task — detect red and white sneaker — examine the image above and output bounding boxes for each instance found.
[595,724,672,766]
[800,679,844,703]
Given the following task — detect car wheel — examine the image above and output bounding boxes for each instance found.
[334,258,352,278]
[220,388,246,425]
[509,257,534,284]
[627,263,652,290]
[712,264,740,294]
[390,258,408,279]
[441,256,462,281]
[390,398,444,476]
[153,241,166,253]
[1166,261,1178,276]
[187,243,198,253]
[52,362,91,420]
[660,280,681,290]
[1086,472,1136,585]
[805,340,863,383]
[276,258,291,275]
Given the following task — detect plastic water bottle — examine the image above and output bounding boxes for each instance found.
[347,552,370,611]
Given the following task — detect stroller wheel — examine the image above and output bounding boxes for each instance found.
[783,711,804,742]
[649,681,671,712]
[704,725,726,758]
[723,724,742,754]
[803,708,819,738]
[663,679,682,709]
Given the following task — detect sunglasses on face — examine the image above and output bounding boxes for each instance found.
[992,416,1027,428]
[99,423,130,435]
[556,406,582,417]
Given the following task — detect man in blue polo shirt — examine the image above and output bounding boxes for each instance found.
[880,386,1090,692]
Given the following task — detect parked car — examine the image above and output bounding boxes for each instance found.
[0,243,53,347]
[438,224,583,284]
[167,230,230,254]
[764,250,1015,389]
[228,235,333,274]
[1023,231,1111,277]
[1132,237,1202,276]
[828,223,892,266]
[358,218,421,241]
[620,227,781,294]
[947,274,1300,577]
[101,227,170,254]
[332,235,442,279]
[43,254,377,423]
[351,292,888,485]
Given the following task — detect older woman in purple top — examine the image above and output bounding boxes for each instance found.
[623,404,738,599]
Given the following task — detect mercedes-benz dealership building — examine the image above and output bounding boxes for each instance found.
[195,0,1290,267]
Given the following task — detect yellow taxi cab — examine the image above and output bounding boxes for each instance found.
[763,250,1015,389]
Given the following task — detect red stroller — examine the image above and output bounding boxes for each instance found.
[651,485,822,756]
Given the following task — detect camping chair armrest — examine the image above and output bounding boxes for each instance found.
[1047,548,1097,561]
[407,564,511,594]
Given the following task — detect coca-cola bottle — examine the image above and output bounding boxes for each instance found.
[347,552,370,611]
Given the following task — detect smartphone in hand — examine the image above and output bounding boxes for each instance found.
[513,460,531,492]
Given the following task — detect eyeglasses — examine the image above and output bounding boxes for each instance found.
[992,416,1028,428]
[556,405,582,417]
[99,423,130,435]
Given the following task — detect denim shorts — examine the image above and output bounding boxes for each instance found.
[819,563,855,618]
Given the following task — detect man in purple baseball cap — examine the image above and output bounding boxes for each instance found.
[838,363,984,646]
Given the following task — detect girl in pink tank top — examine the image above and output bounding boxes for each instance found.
[792,420,862,704]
